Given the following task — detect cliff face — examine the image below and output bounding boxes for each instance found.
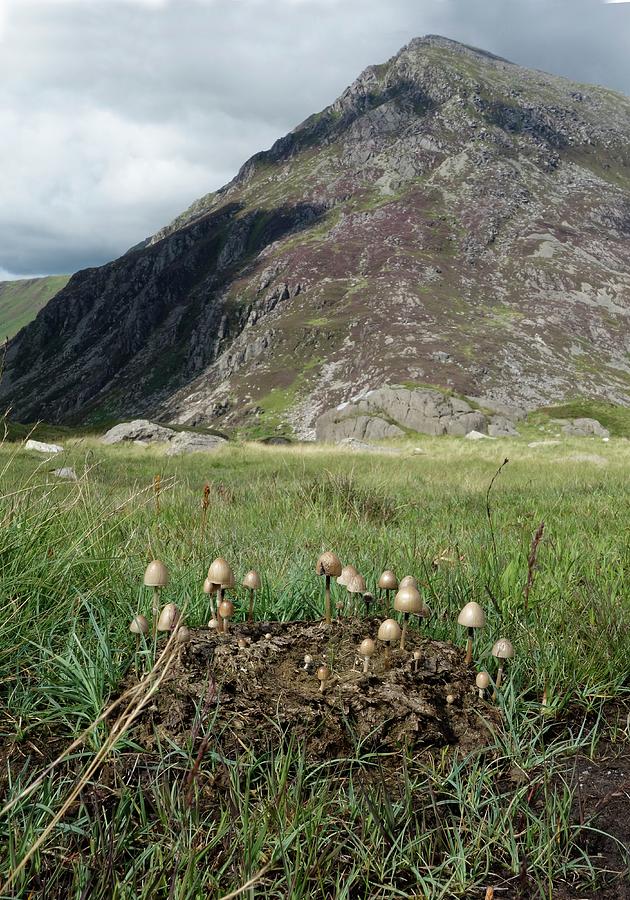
[3,35,630,434]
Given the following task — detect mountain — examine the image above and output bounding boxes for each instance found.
[2,35,630,436]
[0,275,70,342]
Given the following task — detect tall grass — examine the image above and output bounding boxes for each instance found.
[0,436,629,896]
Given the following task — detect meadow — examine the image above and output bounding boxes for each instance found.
[0,433,629,898]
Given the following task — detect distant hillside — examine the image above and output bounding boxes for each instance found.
[0,275,70,341]
[2,35,630,433]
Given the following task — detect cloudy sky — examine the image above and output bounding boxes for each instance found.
[1,0,629,280]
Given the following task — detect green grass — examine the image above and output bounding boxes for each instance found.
[0,275,70,339]
[532,400,630,437]
[0,437,628,896]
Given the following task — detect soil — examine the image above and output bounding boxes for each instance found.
[128,618,501,758]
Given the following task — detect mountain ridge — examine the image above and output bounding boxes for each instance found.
[2,36,630,434]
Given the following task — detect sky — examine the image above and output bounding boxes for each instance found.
[1,0,630,280]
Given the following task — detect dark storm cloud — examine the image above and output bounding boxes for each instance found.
[1,0,629,278]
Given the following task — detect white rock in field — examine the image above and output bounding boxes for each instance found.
[465,430,494,441]
[528,440,561,448]
[53,467,78,481]
[25,439,63,454]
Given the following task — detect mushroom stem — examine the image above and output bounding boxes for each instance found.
[400,613,409,651]
[384,641,392,669]
[495,663,505,695]
[247,588,254,623]
[152,587,160,638]
[217,587,225,633]
[362,655,370,674]
[465,626,474,666]
[385,587,390,615]
[363,594,370,617]
[324,574,332,625]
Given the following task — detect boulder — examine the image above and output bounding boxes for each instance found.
[488,416,519,437]
[528,440,561,448]
[316,410,404,443]
[562,418,610,438]
[165,432,227,456]
[53,467,78,481]
[102,420,176,445]
[337,438,403,454]
[25,439,63,454]
[464,430,494,441]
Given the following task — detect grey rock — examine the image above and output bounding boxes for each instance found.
[528,440,561,447]
[465,430,495,440]
[165,432,227,456]
[102,420,177,444]
[562,418,610,438]
[316,411,404,442]
[53,467,78,481]
[487,416,519,437]
[25,439,63,454]
[337,438,403,454]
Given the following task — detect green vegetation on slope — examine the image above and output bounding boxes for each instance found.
[0,275,70,340]
[0,439,628,896]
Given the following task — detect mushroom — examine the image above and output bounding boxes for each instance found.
[143,559,169,638]
[412,649,422,672]
[362,592,375,617]
[157,602,180,634]
[457,602,486,666]
[316,552,343,625]
[358,638,376,674]
[491,638,514,692]
[207,558,235,632]
[303,654,313,671]
[208,617,218,630]
[398,575,418,590]
[175,625,190,644]
[393,585,428,651]
[378,570,398,613]
[336,564,358,587]
[335,600,344,619]
[129,614,149,652]
[242,570,262,623]
[237,638,247,650]
[218,599,235,633]
[317,665,330,693]
[377,618,402,669]
[203,576,218,619]
[476,671,490,700]
[346,573,366,616]
[446,694,455,705]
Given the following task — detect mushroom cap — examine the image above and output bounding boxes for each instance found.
[377,618,402,642]
[304,654,313,665]
[413,650,422,660]
[129,614,149,635]
[378,570,399,590]
[346,573,367,594]
[336,564,358,586]
[359,638,376,657]
[457,601,486,629]
[218,599,235,620]
[208,618,218,629]
[315,552,343,577]
[476,671,491,689]
[176,625,191,643]
[316,665,330,681]
[157,603,180,632]
[143,559,169,587]
[393,585,424,614]
[492,638,515,660]
[242,570,262,591]
[398,575,418,590]
[203,577,217,595]
[207,557,235,587]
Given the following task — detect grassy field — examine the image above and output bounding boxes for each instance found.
[0,435,629,897]
[0,276,70,341]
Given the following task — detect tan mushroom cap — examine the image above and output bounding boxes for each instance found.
[242,570,262,591]
[336,564,358,586]
[315,552,343,577]
[492,638,515,660]
[218,599,235,620]
[207,557,235,587]
[176,625,191,643]
[476,671,491,689]
[129,614,149,635]
[378,570,399,590]
[398,575,418,590]
[359,638,376,657]
[378,618,402,643]
[393,585,424,615]
[143,559,169,587]
[157,603,180,632]
[346,573,367,594]
[317,665,330,682]
[203,577,217,595]
[457,601,486,629]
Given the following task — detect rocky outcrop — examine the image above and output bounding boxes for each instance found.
[316,387,495,441]
[102,420,176,444]
[165,432,226,455]
[562,418,610,438]
[25,439,64,454]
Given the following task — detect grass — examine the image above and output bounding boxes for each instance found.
[0,436,629,896]
[531,400,630,437]
[0,275,70,340]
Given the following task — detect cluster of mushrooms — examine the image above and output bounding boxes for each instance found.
[129,551,515,700]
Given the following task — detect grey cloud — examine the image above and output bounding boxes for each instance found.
[0,0,629,277]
